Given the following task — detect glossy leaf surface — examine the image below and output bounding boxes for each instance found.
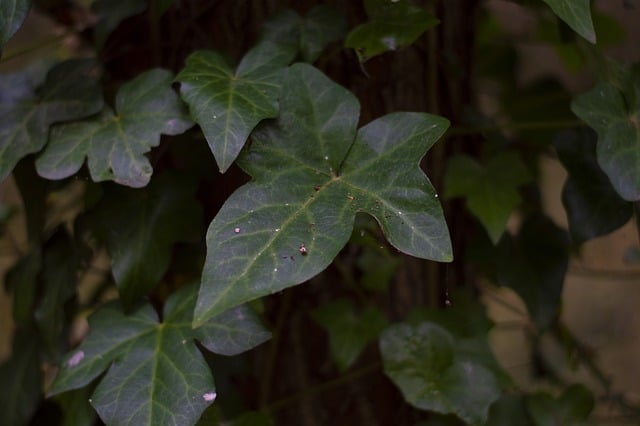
[177,42,295,172]
[380,322,501,425]
[0,0,31,56]
[36,68,192,188]
[0,59,103,181]
[194,63,451,325]
[50,284,270,425]
[541,0,596,43]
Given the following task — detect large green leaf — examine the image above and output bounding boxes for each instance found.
[92,0,146,48]
[83,172,202,308]
[345,0,439,61]
[380,322,501,425]
[194,63,451,325]
[0,59,103,181]
[260,5,347,63]
[49,284,270,425]
[526,384,594,426]
[36,68,192,188]
[444,152,531,244]
[555,129,633,245]
[571,67,640,201]
[311,299,387,371]
[0,0,31,56]
[540,0,596,43]
[176,42,295,172]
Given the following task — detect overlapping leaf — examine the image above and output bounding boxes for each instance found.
[194,63,451,326]
[49,284,270,426]
[82,172,202,308]
[177,42,295,172]
[540,0,596,43]
[444,152,531,244]
[380,322,501,425]
[345,0,439,61]
[0,59,103,181]
[36,68,192,188]
[0,0,31,56]
[571,66,640,201]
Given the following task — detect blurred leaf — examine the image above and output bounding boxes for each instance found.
[380,322,501,425]
[194,64,451,325]
[260,5,347,63]
[487,395,534,426]
[540,0,595,43]
[36,68,192,188]
[53,386,97,426]
[50,283,270,425]
[176,42,295,172]
[555,128,633,245]
[0,0,31,57]
[497,216,569,329]
[12,157,48,244]
[92,0,146,48]
[5,248,41,325]
[357,245,399,292]
[571,64,640,201]
[0,59,104,181]
[0,329,42,426]
[444,152,531,243]
[84,172,202,308]
[345,0,439,61]
[526,384,594,426]
[311,299,387,371]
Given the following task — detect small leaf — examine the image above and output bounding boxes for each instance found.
[311,299,387,371]
[177,42,295,172]
[36,68,192,187]
[380,322,501,425]
[526,384,594,426]
[540,0,596,43]
[92,0,146,48]
[444,152,531,244]
[83,172,202,308]
[345,0,439,61]
[0,0,31,56]
[555,128,633,245]
[0,59,104,181]
[194,63,451,325]
[50,284,270,425]
[571,67,640,201]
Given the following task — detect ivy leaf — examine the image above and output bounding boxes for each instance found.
[540,0,596,43]
[571,67,640,201]
[380,322,501,425]
[49,284,270,426]
[260,5,347,63]
[93,0,146,48]
[526,384,594,426]
[36,68,191,187]
[311,299,387,371]
[176,42,295,173]
[0,59,103,181]
[555,129,633,245]
[83,172,202,309]
[487,395,534,426]
[345,0,439,61]
[444,152,531,244]
[194,63,451,325]
[0,0,31,56]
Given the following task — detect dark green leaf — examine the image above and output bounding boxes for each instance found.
[345,0,439,61]
[0,0,31,56]
[50,284,270,425]
[5,248,41,325]
[444,152,531,243]
[497,216,569,329]
[380,322,501,425]
[526,384,594,426]
[540,0,596,43]
[0,59,103,181]
[571,66,640,201]
[555,129,633,245]
[194,64,451,325]
[0,329,42,426]
[36,68,192,188]
[177,42,295,172]
[311,299,387,371]
[93,0,146,48]
[84,172,202,308]
[487,395,534,426]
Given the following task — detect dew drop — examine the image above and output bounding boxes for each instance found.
[324,155,329,160]
[274,268,278,272]
[275,228,280,232]
[398,211,403,215]
[360,230,365,237]
[435,193,439,198]
[212,115,217,119]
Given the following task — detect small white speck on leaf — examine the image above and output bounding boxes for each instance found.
[68,350,85,367]
[275,228,280,232]
[203,392,217,402]
[435,193,439,198]
[274,268,278,272]
[234,227,241,233]
[324,155,329,160]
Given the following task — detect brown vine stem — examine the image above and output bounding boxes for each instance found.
[447,119,585,136]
